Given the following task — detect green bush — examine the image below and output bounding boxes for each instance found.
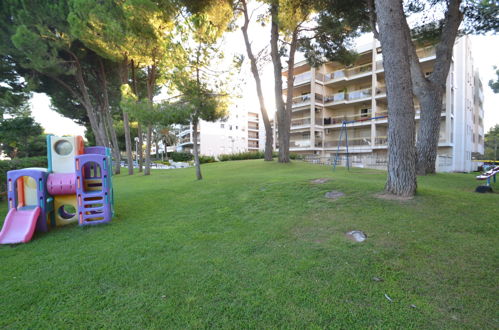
[199,155,217,164]
[171,152,194,162]
[154,160,171,166]
[217,151,302,162]
[289,153,303,160]
[218,151,265,162]
[0,156,48,195]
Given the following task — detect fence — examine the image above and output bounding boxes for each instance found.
[303,154,388,170]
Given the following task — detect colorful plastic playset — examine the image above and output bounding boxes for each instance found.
[0,136,114,244]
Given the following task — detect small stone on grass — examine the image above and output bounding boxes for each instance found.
[346,230,367,242]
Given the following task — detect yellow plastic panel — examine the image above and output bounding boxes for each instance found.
[54,195,78,226]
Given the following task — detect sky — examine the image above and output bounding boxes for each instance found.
[30,18,499,136]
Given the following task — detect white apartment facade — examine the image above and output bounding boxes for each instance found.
[176,105,266,157]
[281,35,484,172]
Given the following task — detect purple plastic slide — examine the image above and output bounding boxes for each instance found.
[0,207,41,244]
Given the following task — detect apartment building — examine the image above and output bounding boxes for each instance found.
[282,35,484,172]
[176,105,266,157]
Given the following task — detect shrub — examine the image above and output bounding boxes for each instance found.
[171,152,194,162]
[0,156,48,195]
[199,155,217,164]
[218,151,265,162]
[289,153,303,160]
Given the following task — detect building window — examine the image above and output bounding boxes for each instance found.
[360,108,369,118]
[236,126,238,130]
[221,124,224,128]
[230,125,232,130]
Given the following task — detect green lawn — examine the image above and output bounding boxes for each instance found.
[0,160,497,328]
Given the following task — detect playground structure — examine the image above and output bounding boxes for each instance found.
[476,165,499,191]
[333,116,388,171]
[0,136,114,244]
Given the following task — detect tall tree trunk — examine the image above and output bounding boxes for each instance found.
[270,2,289,163]
[144,125,152,175]
[131,61,143,172]
[192,117,202,180]
[241,0,273,161]
[144,63,157,176]
[416,89,444,174]
[375,0,417,197]
[137,124,144,172]
[120,58,134,175]
[74,63,107,146]
[402,0,463,175]
[98,57,121,175]
[283,28,299,162]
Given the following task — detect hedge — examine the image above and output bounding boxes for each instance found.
[0,156,48,194]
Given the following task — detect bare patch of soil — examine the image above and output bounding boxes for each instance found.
[310,178,332,184]
[375,193,414,201]
[325,191,344,200]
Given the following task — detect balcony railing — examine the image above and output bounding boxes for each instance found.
[348,88,371,100]
[248,123,259,130]
[324,63,373,82]
[290,140,311,148]
[291,117,311,127]
[248,132,259,139]
[374,136,388,145]
[180,137,192,145]
[292,93,324,107]
[324,92,346,103]
[294,71,312,84]
[323,137,372,148]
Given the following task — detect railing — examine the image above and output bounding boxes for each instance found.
[291,117,311,127]
[248,115,259,122]
[180,137,192,145]
[324,137,372,148]
[294,71,312,84]
[248,123,259,130]
[248,131,259,139]
[348,88,371,101]
[347,63,372,77]
[324,92,346,103]
[248,141,259,148]
[290,140,311,148]
[292,93,323,107]
[374,136,388,145]
[324,63,372,82]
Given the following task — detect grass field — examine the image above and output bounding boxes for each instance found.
[0,160,497,328]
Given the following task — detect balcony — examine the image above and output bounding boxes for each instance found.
[324,63,373,83]
[348,88,372,101]
[290,140,311,148]
[291,117,311,127]
[324,92,346,103]
[291,93,324,108]
[248,115,259,122]
[248,123,259,130]
[323,111,389,126]
[324,87,372,104]
[374,136,388,145]
[248,131,259,139]
[324,137,372,148]
[179,136,193,145]
[248,141,259,148]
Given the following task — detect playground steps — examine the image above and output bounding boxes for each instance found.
[75,153,112,226]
